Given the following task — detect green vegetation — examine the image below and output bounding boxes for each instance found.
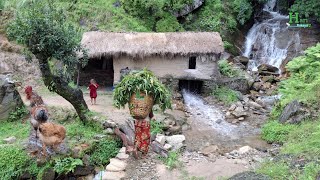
[7,0,90,123]
[54,157,83,174]
[113,69,172,112]
[121,0,190,32]
[160,150,181,170]
[278,44,320,108]
[0,146,38,180]
[88,138,122,166]
[290,0,320,22]
[218,59,241,78]
[7,105,28,122]
[150,120,164,135]
[259,44,320,179]
[212,85,238,105]
[0,120,29,145]
[257,160,320,180]
[261,120,297,144]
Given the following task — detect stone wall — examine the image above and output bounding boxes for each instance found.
[0,75,23,121]
[113,55,219,85]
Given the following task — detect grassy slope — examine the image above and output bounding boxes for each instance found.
[258,44,320,179]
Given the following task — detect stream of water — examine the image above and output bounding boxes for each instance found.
[182,90,261,139]
[242,0,300,72]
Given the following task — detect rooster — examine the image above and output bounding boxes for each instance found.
[31,104,49,138]
[25,86,44,107]
[39,122,66,156]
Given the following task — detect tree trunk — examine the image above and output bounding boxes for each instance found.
[36,54,89,123]
[76,63,80,89]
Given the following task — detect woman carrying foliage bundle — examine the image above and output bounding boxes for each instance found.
[113,69,171,159]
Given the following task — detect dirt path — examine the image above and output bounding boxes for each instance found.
[19,88,130,125]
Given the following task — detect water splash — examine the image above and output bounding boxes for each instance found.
[243,0,300,72]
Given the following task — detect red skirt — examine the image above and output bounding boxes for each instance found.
[134,120,151,154]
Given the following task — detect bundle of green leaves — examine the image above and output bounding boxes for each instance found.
[113,69,172,112]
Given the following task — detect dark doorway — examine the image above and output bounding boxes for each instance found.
[179,80,203,94]
[189,56,196,69]
[80,56,114,87]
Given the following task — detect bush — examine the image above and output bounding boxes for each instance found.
[150,120,164,135]
[279,44,320,108]
[88,138,122,166]
[212,86,238,105]
[0,147,38,180]
[218,60,240,77]
[159,151,181,170]
[261,121,297,144]
[7,106,28,122]
[54,157,83,175]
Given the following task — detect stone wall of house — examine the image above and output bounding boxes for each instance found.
[113,55,219,85]
[79,69,113,87]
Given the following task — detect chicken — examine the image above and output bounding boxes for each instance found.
[30,104,48,138]
[38,122,66,156]
[24,86,44,107]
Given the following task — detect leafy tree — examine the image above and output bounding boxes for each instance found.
[121,0,191,31]
[290,0,320,22]
[7,0,90,123]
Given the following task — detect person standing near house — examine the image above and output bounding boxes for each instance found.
[87,79,99,105]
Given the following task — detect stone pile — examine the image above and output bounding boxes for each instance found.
[225,95,268,123]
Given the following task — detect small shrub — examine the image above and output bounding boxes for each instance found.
[88,138,122,166]
[217,60,240,77]
[150,120,164,135]
[7,106,28,122]
[212,86,238,105]
[54,157,83,175]
[261,121,297,144]
[160,151,181,170]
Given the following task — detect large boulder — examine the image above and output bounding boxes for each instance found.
[173,0,204,17]
[279,100,310,124]
[234,56,249,67]
[0,75,23,121]
[258,64,279,75]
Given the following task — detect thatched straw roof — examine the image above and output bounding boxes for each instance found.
[81,32,224,59]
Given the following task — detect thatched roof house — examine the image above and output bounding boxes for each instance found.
[82,32,224,59]
[80,32,224,93]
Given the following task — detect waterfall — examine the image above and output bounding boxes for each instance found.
[242,0,301,72]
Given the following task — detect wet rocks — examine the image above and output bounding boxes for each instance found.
[258,64,279,75]
[234,56,249,67]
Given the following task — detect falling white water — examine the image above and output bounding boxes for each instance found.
[243,0,301,72]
